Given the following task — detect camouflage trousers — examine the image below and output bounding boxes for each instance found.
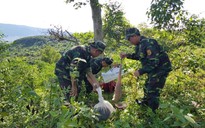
[142,71,169,112]
[55,67,81,102]
[83,77,93,94]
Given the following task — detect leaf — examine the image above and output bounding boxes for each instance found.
[163,115,172,122]
[0,112,9,116]
[160,103,169,108]
[28,90,39,97]
[49,111,58,117]
[171,121,182,127]
[184,115,196,124]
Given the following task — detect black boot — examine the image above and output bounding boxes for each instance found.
[135,99,148,106]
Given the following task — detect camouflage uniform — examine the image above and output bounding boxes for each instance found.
[125,28,172,112]
[55,41,106,101]
[84,58,113,93]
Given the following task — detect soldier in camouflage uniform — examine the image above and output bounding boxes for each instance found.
[55,41,106,102]
[120,28,172,112]
[84,57,113,94]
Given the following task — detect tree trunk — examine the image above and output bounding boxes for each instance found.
[90,0,103,41]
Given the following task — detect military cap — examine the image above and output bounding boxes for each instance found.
[90,40,106,52]
[103,57,113,65]
[125,27,140,40]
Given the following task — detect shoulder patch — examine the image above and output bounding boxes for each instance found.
[146,49,152,56]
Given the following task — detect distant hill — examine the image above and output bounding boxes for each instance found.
[13,35,56,47]
[0,23,48,42]
[8,35,75,59]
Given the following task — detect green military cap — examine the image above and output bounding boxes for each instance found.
[90,40,106,52]
[103,57,113,65]
[125,27,140,40]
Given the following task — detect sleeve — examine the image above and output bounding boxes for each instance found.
[90,59,102,74]
[127,53,140,60]
[61,50,73,69]
[138,40,160,75]
[70,58,81,79]
[69,48,86,79]
[85,67,92,74]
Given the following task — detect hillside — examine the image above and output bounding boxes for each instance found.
[1,26,204,127]
[7,35,76,62]
[0,23,48,42]
[13,36,55,47]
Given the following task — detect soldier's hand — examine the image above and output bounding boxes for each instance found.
[70,80,78,97]
[92,83,99,92]
[134,70,140,77]
[120,52,127,59]
[112,63,120,68]
[70,84,78,97]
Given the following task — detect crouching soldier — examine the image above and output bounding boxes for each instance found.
[84,57,114,94]
[55,41,106,102]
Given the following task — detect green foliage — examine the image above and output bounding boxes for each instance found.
[0,33,5,43]
[0,42,10,59]
[8,35,75,64]
[182,15,205,47]
[40,45,61,64]
[72,32,94,44]
[1,17,205,127]
[0,33,9,53]
[1,57,42,127]
[138,26,181,53]
[13,36,53,47]
[0,42,10,52]
[102,2,131,49]
[65,0,87,9]
[147,0,186,30]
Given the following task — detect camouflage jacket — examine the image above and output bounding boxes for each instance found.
[127,36,172,75]
[55,45,92,79]
[90,58,103,74]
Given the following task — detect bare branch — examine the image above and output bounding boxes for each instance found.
[48,25,79,44]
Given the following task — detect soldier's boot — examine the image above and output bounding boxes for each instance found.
[135,98,148,106]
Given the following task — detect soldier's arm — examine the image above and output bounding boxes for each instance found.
[86,69,100,91]
[127,53,140,60]
[138,41,160,75]
[63,49,73,62]
[90,59,102,74]
[69,57,87,96]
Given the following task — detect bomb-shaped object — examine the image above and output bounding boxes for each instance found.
[94,105,111,121]
[94,87,115,121]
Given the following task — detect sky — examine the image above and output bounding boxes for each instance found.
[0,0,205,33]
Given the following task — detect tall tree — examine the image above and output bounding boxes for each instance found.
[66,0,103,41]
[90,0,103,41]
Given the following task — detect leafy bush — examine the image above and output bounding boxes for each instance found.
[40,45,61,64]
[1,25,205,127]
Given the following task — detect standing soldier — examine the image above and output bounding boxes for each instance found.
[84,57,114,94]
[55,41,106,102]
[120,28,172,113]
